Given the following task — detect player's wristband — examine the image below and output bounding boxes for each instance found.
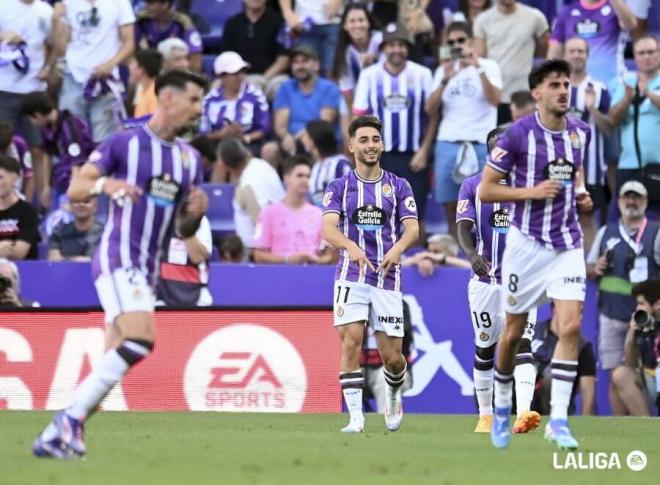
[576,186,588,197]
[90,176,107,196]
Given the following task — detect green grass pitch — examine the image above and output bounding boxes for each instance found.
[1,412,658,485]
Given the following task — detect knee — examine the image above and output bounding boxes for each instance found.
[340,331,362,355]
[611,366,631,389]
[557,318,581,340]
[381,352,403,371]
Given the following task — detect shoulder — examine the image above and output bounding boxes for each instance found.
[317,78,340,92]
[172,11,196,30]
[410,61,433,78]
[12,135,29,150]
[359,62,380,77]
[569,117,591,133]
[203,87,223,102]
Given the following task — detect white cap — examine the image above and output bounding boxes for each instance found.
[619,180,648,197]
[213,51,250,75]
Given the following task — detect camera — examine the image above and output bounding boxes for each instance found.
[0,275,11,294]
[633,309,658,333]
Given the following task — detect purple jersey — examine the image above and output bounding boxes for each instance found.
[200,81,271,136]
[90,124,203,285]
[6,135,33,178]
[487,112,591,250]
[322,169,418,291]
[550,0,626,84]
[135,11,203,54]
[310,154,352,207]
[457,173,508,285]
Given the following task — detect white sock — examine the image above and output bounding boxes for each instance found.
[473,367,494,416]
[340,370,364,421]
[513,363,537,416]
[494,368,513,410]
[66,349,129,420]
[550,359,578,421]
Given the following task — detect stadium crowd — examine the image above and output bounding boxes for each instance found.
[0,0,658,416]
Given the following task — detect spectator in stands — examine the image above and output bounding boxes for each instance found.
[219,138,284,250]
[473,0,549,123]
[300,120,352,207]
[135,0,202,72]
[531,305,596,416]
[331,4,382,109]
[401,233,471,276]
[0,258,39,308]
[354,25,438,221]
[426,21,501,238]
[53,0,135,143]
[252,155,337,264]
[547,0,637,86]
[22,92,95,211]
[157,37,190,71]
[609,35,660,199]
[0,122,34,202]
[47,197,102,261]
[219,0,289,98]
[157,215,213,306]
[190,135,218,182]
[128,49,163,118]
[509,90,536,121]
[263,44,341,168]
[586,180,660,415]
[445,0,492,27]
[200,52,270,156]
[565,37,614,253]
[278,0,343,76]
[219,234,245,263]
[0,155,40,260]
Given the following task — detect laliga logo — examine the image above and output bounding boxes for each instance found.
[184,324,307,412]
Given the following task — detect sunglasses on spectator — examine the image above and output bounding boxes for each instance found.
[447,37,468,46]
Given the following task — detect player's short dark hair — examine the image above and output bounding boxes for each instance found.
[0,121,14,151]
[632,279,660,305]
[486,123,511,152]
[305,120,337,158]
[218,138,249,168]
[0,155,21,175]
[21,91,56,116]
[510,90,535,108]
[135,49,163,79]
[282,154,312,176]
[155,69,208,95]
[348,115,382,138]
[528,59,570,90]
[446,21,472,38]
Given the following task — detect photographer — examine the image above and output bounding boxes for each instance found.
[587,181,660,415]
[619,279,660,416]
[0,258,39,308]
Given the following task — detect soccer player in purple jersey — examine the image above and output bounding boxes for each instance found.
[480,60,594,450]
[457,126,540,435]
[322,115,419,433]
[32,70,209,459]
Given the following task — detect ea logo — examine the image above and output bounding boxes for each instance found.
[626,450,647,471]
[184,324,307,412]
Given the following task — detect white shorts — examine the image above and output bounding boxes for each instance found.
[95,267,155,324]
[333,280,404,338]
[502,226,586,314]
[468,279,537,348]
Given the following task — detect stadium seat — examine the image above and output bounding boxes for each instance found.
[37,242,48,260]
[200,183,236,238]
[424,194,448,235]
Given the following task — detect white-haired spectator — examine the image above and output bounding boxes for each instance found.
[402,233,471,277]
[0,257,40,308]
[157,37,190,72]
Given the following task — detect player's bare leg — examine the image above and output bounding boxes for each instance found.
[491,312,526,448]
[337,322,366,433]
[544,300,581,449]
[375,332,406,431]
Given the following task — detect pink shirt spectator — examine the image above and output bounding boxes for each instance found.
[252,201,323,257]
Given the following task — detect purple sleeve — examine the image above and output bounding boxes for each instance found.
[252,90,271,135]
[487,126,519,175]
[322,179,343,215]
[456,178,476,223]
[88,137,118,176]
[550,7,568,43]
[396,178,418,221]
[185,27,203,54]
[599,87,611,112]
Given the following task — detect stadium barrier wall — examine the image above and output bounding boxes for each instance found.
[0,310,341,413]
[6,263,605,414]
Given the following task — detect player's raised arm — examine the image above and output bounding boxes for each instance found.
[480,165,562,203]
[67,159,142,204]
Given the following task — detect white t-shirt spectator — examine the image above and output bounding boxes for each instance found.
[432,58,502,142]
[0,0,53,93]
[62,0,135,83]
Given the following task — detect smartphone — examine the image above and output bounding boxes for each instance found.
[438,46,451,61]
[450,47,463,60]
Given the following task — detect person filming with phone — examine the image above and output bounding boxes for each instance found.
[425,21,502,237]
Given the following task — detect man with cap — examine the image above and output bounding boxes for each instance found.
[262,44,341,168]
[353,24,438,221]
[201,52,270,156]
[587,180,660,415]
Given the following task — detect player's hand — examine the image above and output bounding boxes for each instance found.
[441,60,456,80]
[347,242,376,272]
[416,258,436,277]
[103,178,143,206]
[378,246,403,276]
[92,61,115,79]
[530,180,562,200]
[221,122,244,138]
[409,149,428,173]
[468,253,490,278]
[281,134,296,155]
[186,186,208,219]
[576,191,593,213]
[594,254,608,276]
[283,11,303,32]
[623,83,635,102]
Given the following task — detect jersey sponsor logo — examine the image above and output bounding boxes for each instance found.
[352,204,386,231]
[575,19,600,38]
[544,158,575,186]
[404,197,417,212]
[322,191,333,207]
[456,199,469,214]
[563,276,586,285]
[377,316,403,324]
[488,207,510,233]
[383,93,410,112]
[0,218,19,235]
[490,147,507,162]
[184,324,307,412]
[146,173,181,207]
[381,184,393,197]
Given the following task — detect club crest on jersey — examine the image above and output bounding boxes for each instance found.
[479,332,489,342]
[336,306,344,317]
[490,147,507,162]
[544,158,575,186]
[147,173,181,207]
[383,93,410,112]
[352,204,385,231]
[457,199,469,214]
[570,131,583,149]
[181,148,192,169]
[322,191,333,207]
[381,184,393,197]
[507,295,517,306]
[489,207,510,233]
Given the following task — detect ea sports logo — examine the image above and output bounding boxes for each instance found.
[184,324,308,412]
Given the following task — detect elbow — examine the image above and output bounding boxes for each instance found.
[479,186,495,203]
